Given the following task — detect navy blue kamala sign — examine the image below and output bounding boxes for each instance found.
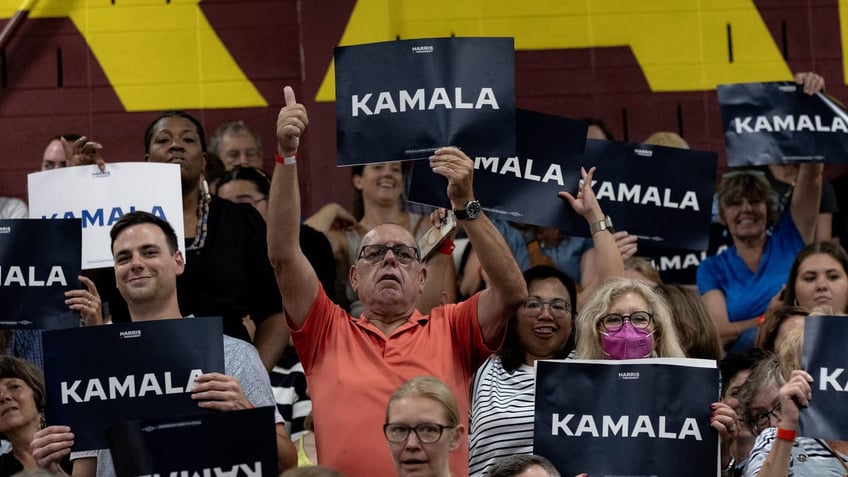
[43,317,225,451]
[335,37,515,166]
[534,358,720,477]
[0,219,81,330]
[718,81,848,166]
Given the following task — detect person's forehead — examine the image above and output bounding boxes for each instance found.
[43,140,64,158]
[751,385,779,408]
[723,189,765,204]
[528,277,570,300]
[517,466,552,477]
[362,224,416,247]
[799,253,840,270]
[609,291,649,309]
[154,116,198,134]
[389,395,445,419]
[367,161,402,169]
[218,179,261,197]
[222,131,258,148]
[114,223,169,249]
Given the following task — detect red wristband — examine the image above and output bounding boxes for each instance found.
[275,152,297,165]
[775,427,797,441]
[437,238,455,255]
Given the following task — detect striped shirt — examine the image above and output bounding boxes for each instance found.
[270,347,312,440]
[745,427,848,476]
[469,356,536,477]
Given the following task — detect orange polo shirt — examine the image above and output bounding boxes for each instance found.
[289,285,497,477]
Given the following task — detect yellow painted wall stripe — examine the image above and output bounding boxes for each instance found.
[0,0,267,111]
[316,0,793,102]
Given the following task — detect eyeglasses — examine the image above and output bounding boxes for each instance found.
[383,423,454,444]
[522,298,571,318]
[749,402,781,434]
[599,311,653,332]
[358,244,420,264]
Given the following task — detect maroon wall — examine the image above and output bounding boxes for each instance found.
[2,0,847,215]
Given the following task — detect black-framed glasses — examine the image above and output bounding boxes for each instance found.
[358,244,420,264]
[599,311,653,332]
[522,298,571,318]
[383,423,454,443]
[749,402,781,434]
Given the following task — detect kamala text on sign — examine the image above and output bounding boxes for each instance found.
[351,87,499,117]
[28,164,185,270]
[0,219,81,330]
[534,358,720,477]
[408,109,587,231]
[719,82,848,166]
[800,316,848,440]
[60,369,203,405]
[334,37,515,166]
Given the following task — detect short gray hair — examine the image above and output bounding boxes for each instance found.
[487,454,561,477]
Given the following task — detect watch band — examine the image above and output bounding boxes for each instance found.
[590,216,614,235]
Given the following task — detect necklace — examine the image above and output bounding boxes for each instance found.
[186,180,210,251]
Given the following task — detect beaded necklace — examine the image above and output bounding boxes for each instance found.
[186,179,210,251]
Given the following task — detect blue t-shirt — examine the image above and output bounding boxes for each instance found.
[492,219,592,283]
[697,211,804,343]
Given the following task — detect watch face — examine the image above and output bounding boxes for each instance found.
[466,200,482,218]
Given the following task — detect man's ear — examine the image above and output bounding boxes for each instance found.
[174,250,186,276]
[349,265,358,293]
[418,264,427,294]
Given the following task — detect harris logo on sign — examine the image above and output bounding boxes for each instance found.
[618,372,640,380]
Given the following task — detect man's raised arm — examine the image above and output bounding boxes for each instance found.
[429,147,526,347]
[267,86,319,329]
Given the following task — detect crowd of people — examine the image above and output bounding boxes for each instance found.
[0,71,846,477]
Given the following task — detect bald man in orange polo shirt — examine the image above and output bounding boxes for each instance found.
[267,86,526,477]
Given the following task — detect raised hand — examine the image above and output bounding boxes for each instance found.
[777,369,813,429]
[62,136,106,172]
[276,86,309,158]
[64,275,104,326]
[429,147,474,208]
[794,72,825,95]
[558,166,603,222]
